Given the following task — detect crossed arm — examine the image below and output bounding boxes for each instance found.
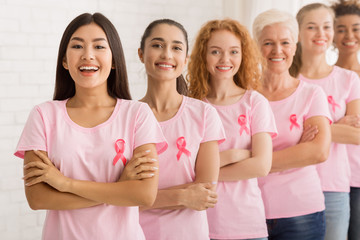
[331,99,360,145]
[122,140,220,211]
[23,143,159,210]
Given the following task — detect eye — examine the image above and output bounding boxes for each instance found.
[71,44,82,49]
[353,28,360,32]
[95,45,105,49]
[324,25,332,30]
[211,50,220,55]
[337,29,345,33]
[231,50,239,54]
[174,46,183,51]
[152,43,163,48]
[282,41,290,45]
[307,26,315,30]
[263,42,272,46]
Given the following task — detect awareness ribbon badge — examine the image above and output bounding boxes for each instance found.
[289,114,300,131]
[328,96,340,113]
[176,136,191,161]
[113,139,127,166]
[238,114,250,135]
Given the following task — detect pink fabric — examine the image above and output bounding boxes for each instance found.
[205,90,277,239]
[299,66,360,191]
[14,99,167,240]
[258,81,331,219]
[139,96,225,240]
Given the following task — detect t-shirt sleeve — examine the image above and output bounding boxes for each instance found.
[201,104,226,144]
[14,106,47,159]
[250,94,278,138]
[305,86,332,123]
[134,103,168,154]
[346,71,360,103]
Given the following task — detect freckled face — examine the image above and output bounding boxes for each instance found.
[206,30,242,83]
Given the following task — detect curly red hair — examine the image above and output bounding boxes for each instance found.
[187,19,264,100]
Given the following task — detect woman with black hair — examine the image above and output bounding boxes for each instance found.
[14,13,166,240]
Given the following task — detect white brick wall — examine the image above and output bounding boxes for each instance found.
[0,0,222,239]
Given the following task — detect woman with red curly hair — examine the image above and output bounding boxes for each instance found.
[332,1,360,239]
[188,19,277,240]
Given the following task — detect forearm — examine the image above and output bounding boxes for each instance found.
[270,142,328,173]
[25,183,99,210]
[219,155,270,181]
[140,188,186,211]
[331,124,360,145]
[66,178,158,207]
[220,149,251,167]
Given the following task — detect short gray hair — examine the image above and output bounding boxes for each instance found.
[252,9,298,44]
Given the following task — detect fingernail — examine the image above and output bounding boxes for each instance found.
[145,150,151,153]
[149,173,155,176]
[212,181,217,185]
[151,158,157,162]
[152,167,158,170]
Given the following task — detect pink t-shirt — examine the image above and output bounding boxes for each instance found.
[205,90,277,239]
[258,81,331,219]
[14,99,167,240]
[299,66,360,192]
[139,96,226,240]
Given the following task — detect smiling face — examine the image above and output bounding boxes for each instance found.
[259,22,297,74]
[138,23,187,82]
[334,14,360,55]
[206,30,242,83]
[298,7,334,54]
[62,22,113,91]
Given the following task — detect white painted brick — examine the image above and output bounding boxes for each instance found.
[0,19,20,32]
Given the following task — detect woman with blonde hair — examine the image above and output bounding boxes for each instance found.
[290,3,360,240]
[331,1,360,238]
[188,19,277,240]
[253,9,332,239]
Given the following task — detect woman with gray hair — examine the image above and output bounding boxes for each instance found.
[253,9,332,240]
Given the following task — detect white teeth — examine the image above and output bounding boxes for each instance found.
[344,42,356,46]
[158,64,173,68]
[217,66,231,70]
[270,58,283,62]
[314,40,325,44]
[79,66,99,71]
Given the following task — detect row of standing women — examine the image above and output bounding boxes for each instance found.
[14,1,360,240]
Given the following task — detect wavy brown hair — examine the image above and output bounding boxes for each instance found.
[187,19,263,100]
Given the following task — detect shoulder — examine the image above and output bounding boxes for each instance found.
[32,100,66,115]
[333,65,359,82]
[247,90,268,103]
[183,96,217,114]
[118,99,152,114]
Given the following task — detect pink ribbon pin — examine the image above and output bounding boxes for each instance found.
[113,139,127,166]
[238,114,250,135]
[290,114,300,131]
[176,137,191,161]
[328,96,340,113]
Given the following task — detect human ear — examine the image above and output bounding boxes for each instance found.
[62,57,69,70]
[138,48,144,63]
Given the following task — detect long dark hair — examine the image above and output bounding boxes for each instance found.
[139,19,189,95]
[53,12,131,100]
